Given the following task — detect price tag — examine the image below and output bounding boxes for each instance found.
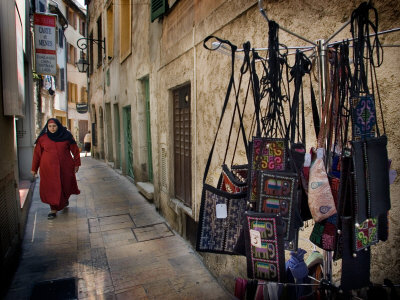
[250,229,262,248]
[216,204,227,219]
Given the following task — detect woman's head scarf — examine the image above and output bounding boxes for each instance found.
[35,118,76,144]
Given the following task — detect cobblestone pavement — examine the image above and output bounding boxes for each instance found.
[6,157,234,300]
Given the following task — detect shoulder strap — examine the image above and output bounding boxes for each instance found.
[202,36,237,183]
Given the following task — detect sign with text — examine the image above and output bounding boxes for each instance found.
[34,13,57,75]
[76,103,88,114]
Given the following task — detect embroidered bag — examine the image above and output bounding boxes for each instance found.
[243,212,286,282]
[257,171,299,250]
[196,36,249,255]
[248,137,288,206]
[218,164,248,194]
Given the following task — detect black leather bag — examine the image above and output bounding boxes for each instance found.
[351,135,390,223]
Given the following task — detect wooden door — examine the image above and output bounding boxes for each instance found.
[173,84,191,207]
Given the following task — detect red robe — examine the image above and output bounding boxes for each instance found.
[31,134,81,211]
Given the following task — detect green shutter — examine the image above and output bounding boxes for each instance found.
[151,0,166,22]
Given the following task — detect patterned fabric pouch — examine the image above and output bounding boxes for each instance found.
[217,164,248,194]
[197,185,247,254]
[350,95,377,141]
[310,174,339,251]
[247,137,288,208]
[243,212,286,282]
[307,148,337,222]
[257,171,300,250]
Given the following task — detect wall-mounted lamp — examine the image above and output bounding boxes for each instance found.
[75,37,105,73]
[76,51,89,73]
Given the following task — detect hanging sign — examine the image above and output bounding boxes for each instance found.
[34,13,57,75]
[76,103,88,113]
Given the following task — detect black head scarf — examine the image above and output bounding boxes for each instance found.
[35,118,76,144]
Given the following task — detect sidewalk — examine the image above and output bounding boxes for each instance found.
[6,157,234,300]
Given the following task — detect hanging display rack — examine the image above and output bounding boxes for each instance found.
[207,0,400,290]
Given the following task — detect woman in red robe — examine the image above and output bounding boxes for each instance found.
[31,118,81,219]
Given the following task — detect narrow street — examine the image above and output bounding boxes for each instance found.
[6,156,233,300]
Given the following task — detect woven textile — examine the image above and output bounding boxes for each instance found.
[248,138,288,204]
[244,213,286,282]
[197,185,247,254]
[351,95,376,141]
[257,171,299,250]
[218,164,248,194]
[354,218,378,251]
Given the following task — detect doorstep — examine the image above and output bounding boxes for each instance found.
[136,182,154,201]
[18,179,35,208]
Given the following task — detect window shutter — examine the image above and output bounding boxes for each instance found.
[60,68,65,91]
[151,0,166,22]
[59,28,63,48]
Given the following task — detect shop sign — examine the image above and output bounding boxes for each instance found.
[34,13,57,75]
[76,103,88,113]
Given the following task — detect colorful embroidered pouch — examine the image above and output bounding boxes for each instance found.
[243,212,286,282]
[256,171,300,250]
[353,218,378,252]
[217,164,248,194]
[351,95,376,141]
[248,137,288,206]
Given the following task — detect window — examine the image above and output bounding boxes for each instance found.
[97,16,102,67]
[81,86,87,103]
[119,0,131,62]
[60,68,65,91]
[151,0,167,22]
[74,13,77,30]
[173,84,192,207]
[38,0,46,12]
[80,18,85,36]
[68,82,78,103]
[67,9,75,29]
[106,3,114,59]
[89,31,93,74]
[58,28,64,48]
[67,43,77,64]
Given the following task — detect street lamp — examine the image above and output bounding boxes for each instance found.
[76,51,89,73]
[75,37,105,73]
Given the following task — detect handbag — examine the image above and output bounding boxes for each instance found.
[351,135,390,223]
[243,212,286,282]
[308,149,337,222]
[257,170,300,250]
[197,186,247,254]
[217,164,248,194]
[197,36,249,255]
[247,137,288,206]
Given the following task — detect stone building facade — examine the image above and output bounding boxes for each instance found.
[64,0,89,147]
[86,0,400,292]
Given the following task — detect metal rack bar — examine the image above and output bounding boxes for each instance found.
[258,0,318,46]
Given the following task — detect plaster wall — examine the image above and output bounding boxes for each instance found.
[157,0,400,292]
[88,0,155,182]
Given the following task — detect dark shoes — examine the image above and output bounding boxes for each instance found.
[47,212,57,220]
